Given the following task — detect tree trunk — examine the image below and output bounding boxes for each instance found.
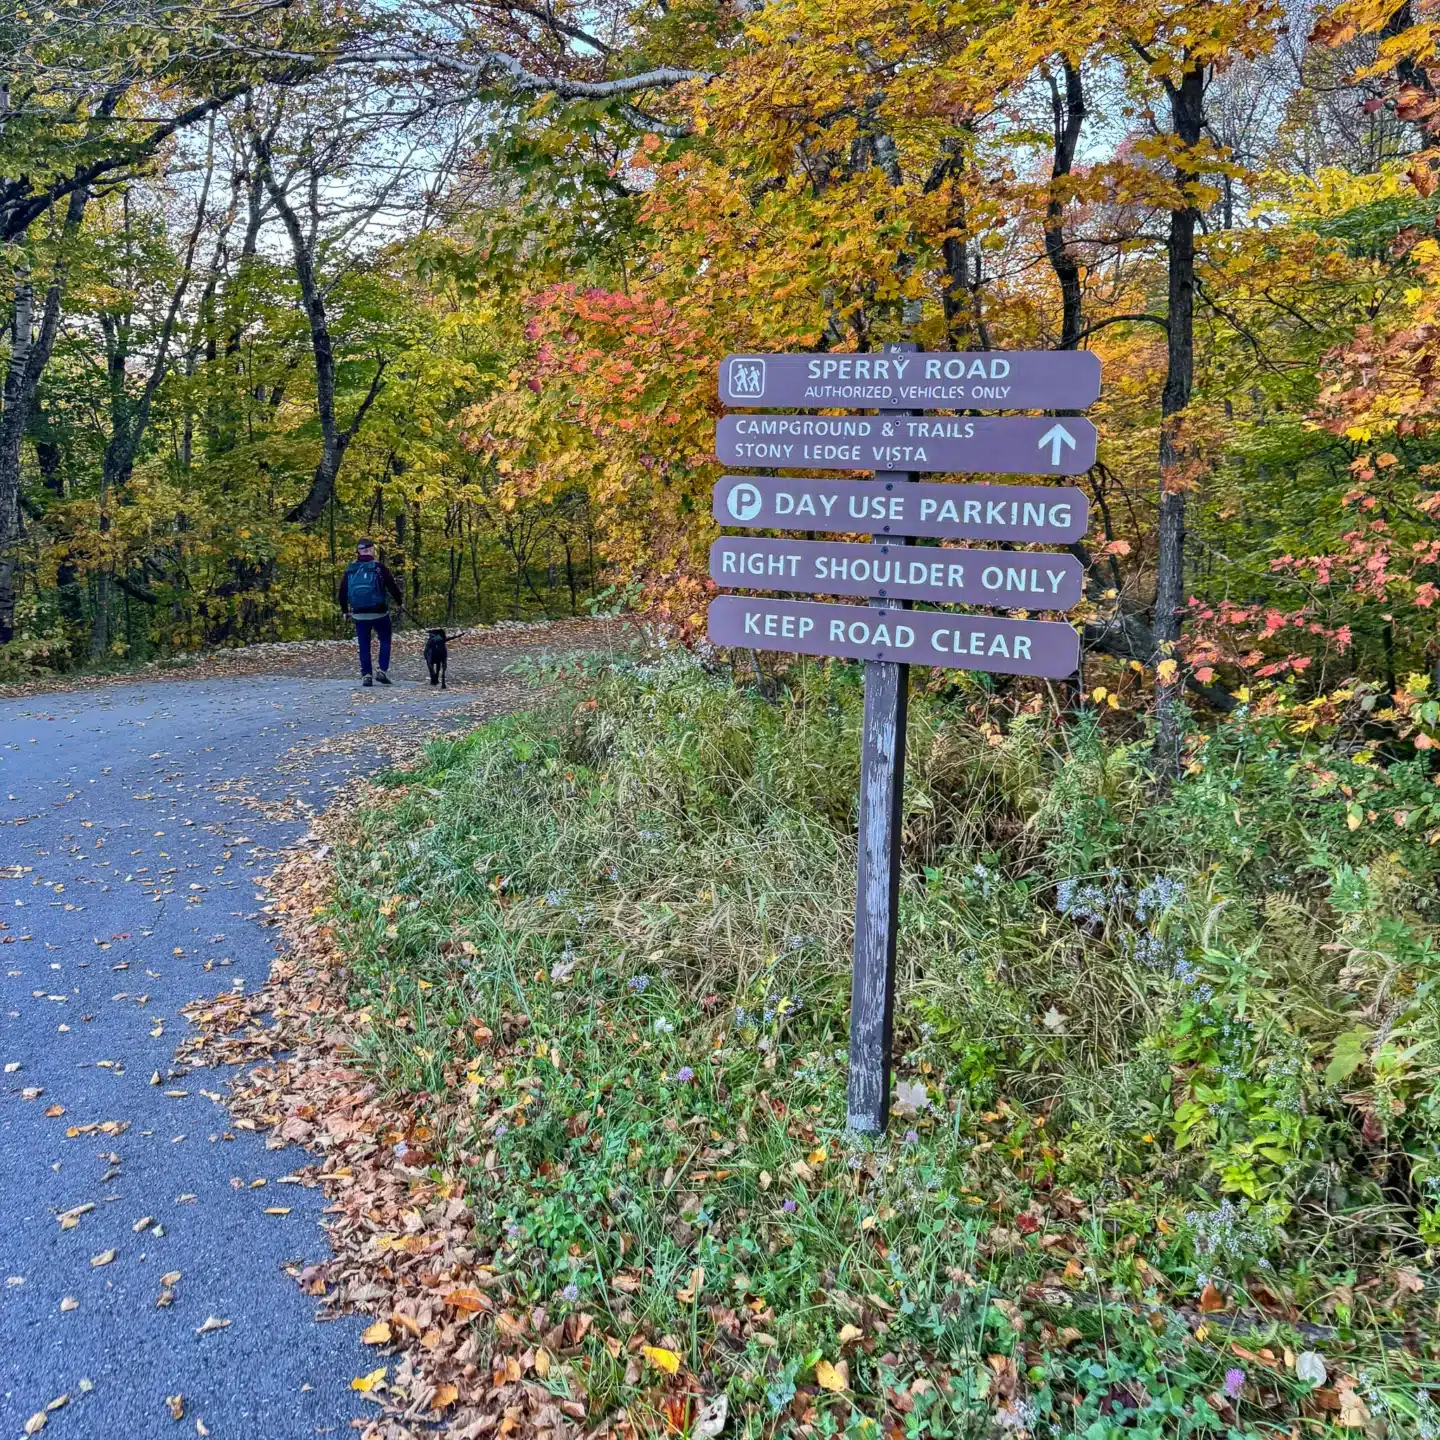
[0,183,90,643]
[254,136,385,526]
[1153,62,1205,774]
[1045,60,1086,351]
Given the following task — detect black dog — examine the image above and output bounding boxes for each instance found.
[424,629,448,689]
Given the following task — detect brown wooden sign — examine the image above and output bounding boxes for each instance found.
[712,475,1089,544]
[719,349,1101,411]
[709,536,1084,609]
[708,342,1101,1138]
[716,414,1096,475]
[707,595,1081,678]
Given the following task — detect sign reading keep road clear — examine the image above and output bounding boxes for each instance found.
[715,414,1096,475]
[707,595,1081,678]
[712,475,1089,544]
[710,537,1083,608]
[719,350,1100,411]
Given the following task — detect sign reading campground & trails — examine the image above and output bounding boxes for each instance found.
[719,349,1100,411]
[705,342,1099,1137]
[716,413,1097,475]
[708,595,1081,677]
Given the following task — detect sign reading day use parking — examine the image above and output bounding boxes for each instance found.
[707,595,1081,678]
[719,350,1100,411]
[713,475,1089,544]
[710,536,1083,609]
[716,413,1096,476]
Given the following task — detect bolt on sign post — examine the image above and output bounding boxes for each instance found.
[708,343,1099,1134]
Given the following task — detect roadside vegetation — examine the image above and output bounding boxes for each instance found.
[301,650,1440,1436]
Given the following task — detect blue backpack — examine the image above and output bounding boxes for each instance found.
[348,560,385,612]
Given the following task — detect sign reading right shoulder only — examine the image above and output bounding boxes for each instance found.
[709,536,1083,608]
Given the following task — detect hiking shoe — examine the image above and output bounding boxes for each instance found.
[376,670,392,686]
[362,674,373,687]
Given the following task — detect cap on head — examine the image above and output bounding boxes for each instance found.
[356,538,375,553]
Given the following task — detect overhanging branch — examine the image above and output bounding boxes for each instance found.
[289,45,712,100]
[1065,313,1169,348]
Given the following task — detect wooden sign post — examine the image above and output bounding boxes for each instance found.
[849,341,917,1134]
[709,343,1100,1133]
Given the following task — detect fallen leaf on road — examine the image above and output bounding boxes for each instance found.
[23,1413,45,1435]
[44,1104,64,1118]
[160,1270,181,1287]
[58,1204,94,1229]
[641,1344,681,1375]
[166,1394,184,1420]
[430,1383,458,1411]
[194,1316,230,1336]
[360,1321,391,1345]
[133,1217,153,1233]
[60,1297,78,1312]
[263,1207,290,1216]
[22,1087,42,1100]
[351,1367,386,1393]
[90,1250,115,1267]
[196,1421,209,1437]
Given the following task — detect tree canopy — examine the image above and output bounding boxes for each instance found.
[4,0,1440,751]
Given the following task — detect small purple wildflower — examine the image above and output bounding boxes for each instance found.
[506,1223,520,1240]
[782,1199,797,1213]
[904,1129,919,1145]
[675,1066,694,1083]
[562,1282,580,1303]
[1223,1368,1245,1400]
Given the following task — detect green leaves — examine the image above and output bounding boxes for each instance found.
[1325,1027,1371,1088]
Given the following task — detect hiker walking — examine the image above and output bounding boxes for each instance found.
[339,539,403,687]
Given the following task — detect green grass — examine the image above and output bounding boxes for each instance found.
[324,649,1440,1436]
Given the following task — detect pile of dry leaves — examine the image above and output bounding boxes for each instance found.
[178,829,614,1440]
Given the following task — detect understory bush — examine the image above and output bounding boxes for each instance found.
[329,649,1440,1435]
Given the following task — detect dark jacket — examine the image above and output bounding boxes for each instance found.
[338,559,402,620]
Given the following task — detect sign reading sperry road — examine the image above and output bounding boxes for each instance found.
[710,537,1083,608]
[716,413,1096,475]
[712,475,1089,544]
[708,595,1081,678]
[719,350,1100,411]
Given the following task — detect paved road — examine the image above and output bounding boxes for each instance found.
[0,636,600,1438]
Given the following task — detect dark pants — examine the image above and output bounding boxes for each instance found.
[354,614,391,676]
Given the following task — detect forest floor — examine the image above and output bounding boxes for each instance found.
[0,618,631,1439]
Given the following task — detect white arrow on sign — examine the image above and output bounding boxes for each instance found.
[1038,423,1077,467]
